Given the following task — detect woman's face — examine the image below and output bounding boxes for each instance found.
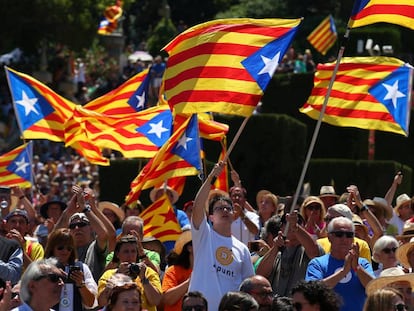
[292,292,319,311]
[111,289,141,311]
[377,244,398,268]
[259,198,276,218]
[304,203,321,221]
[53,244,73,265]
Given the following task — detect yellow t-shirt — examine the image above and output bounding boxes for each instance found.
[317,236,372,263]
[25,239,44,260]
[98,267,162,311]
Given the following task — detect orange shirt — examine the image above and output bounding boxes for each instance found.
[162,265,192,311]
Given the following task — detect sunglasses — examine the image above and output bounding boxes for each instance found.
[69,222,89,229]
[382,247,398,254]
[306,204,321,211]
[182,305,206,311]
[11,292,19,299]
[330,231,354,238]
[395,303,408,311]
[213,205,233,213]
[56,245,73,252]
[34,273,63,283]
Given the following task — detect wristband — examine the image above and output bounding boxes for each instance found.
[77,281,86,288]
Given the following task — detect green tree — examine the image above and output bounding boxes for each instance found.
[146,17,177,57]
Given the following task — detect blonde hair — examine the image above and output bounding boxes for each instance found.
[363,288,403,311]
[300,196,326,223]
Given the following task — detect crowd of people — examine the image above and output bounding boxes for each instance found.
[0,154,413,311]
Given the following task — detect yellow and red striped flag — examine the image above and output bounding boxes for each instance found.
[6,67,75,142]
[125,114,202,205]
[307,15,337,56]
[163,18,302,117]
[140,193,182,243]
[213,138,229,193]
[300,57,413,136]
[349,0,414,30]
[0,142,33,188]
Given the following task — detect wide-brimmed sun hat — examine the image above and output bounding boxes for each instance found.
[319,185,339,198]
[149,186,179,204]
[395,194,413,216]
[99,201,125,222]
[173,230,192,255]
[396,238,414,268]
[40,200,67,219]
[397,217,414,241]
[365,267,414,295]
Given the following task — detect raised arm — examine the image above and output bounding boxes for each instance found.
[384,171,403,207]
[192,162,224,229]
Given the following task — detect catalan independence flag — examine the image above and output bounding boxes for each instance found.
[300,57,413,136]
[349,0,414,30]
[65,105,172,160]
[125,114,202,205]
[5,67,75,142]
[83,69,151,115]
[307,15,337,55]
[140,193,182,243]
[163,18,302,117]
[0,142,33,188]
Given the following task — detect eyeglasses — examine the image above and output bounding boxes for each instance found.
[69,222,89,229]
[182,305,206,311]
[382,247,398,254]
[306,204,321,211]
[11,292,19,299]
[395,303,408,311]
[249,290,274,299]
[293,302,310,311]
[34,273,63,283]
[330,231,354,238]
[56,245,73,251]
[213,205,233,213]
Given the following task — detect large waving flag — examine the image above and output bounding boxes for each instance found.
[349,0,414,30]
[0,142,33,188]
[64,105,172,161]
[140,193,182,243]
[163,18,302,117]
[300,57,413,136]
[125,114,202,205]
[5,67,75,142]
[307,15,337,55]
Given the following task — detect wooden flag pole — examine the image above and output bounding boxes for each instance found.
[211,116,251,184]
[284,27,352,236]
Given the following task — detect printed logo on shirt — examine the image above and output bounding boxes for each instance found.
[335,267,352,283]
[215,246,233,266]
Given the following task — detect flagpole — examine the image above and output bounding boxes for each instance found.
[284,27,351,235]
[210,116,251,184]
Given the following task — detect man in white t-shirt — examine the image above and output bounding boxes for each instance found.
[190,162,255,311]
[389,193,414,235]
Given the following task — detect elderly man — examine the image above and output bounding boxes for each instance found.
[12,258,64,311]
[306,216,374,311]
[190,162,254,311]
[239,275,274,311]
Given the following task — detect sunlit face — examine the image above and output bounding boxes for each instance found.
[111,289,141,311]
[230,188,246,206]
[53,244,73,265]
[376,244,398,267]
[328,221,354,257]
[30,267,64,308]
[259,198,276,219]
[398,202,413,220]
[209,200,234,225]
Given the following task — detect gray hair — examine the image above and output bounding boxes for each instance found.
[372,235,399,263]
[20,258,59,303]
[122,216,144,236]
[327,216,355,233]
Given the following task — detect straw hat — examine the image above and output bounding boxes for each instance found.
[365,267,414,295]
[149,186,179,204]
[173,230,192,255]
[397,217,414,240]
[396,238,414,268]
[395,194,413,216]
[319,186,339,198]
[98,201,125,222]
